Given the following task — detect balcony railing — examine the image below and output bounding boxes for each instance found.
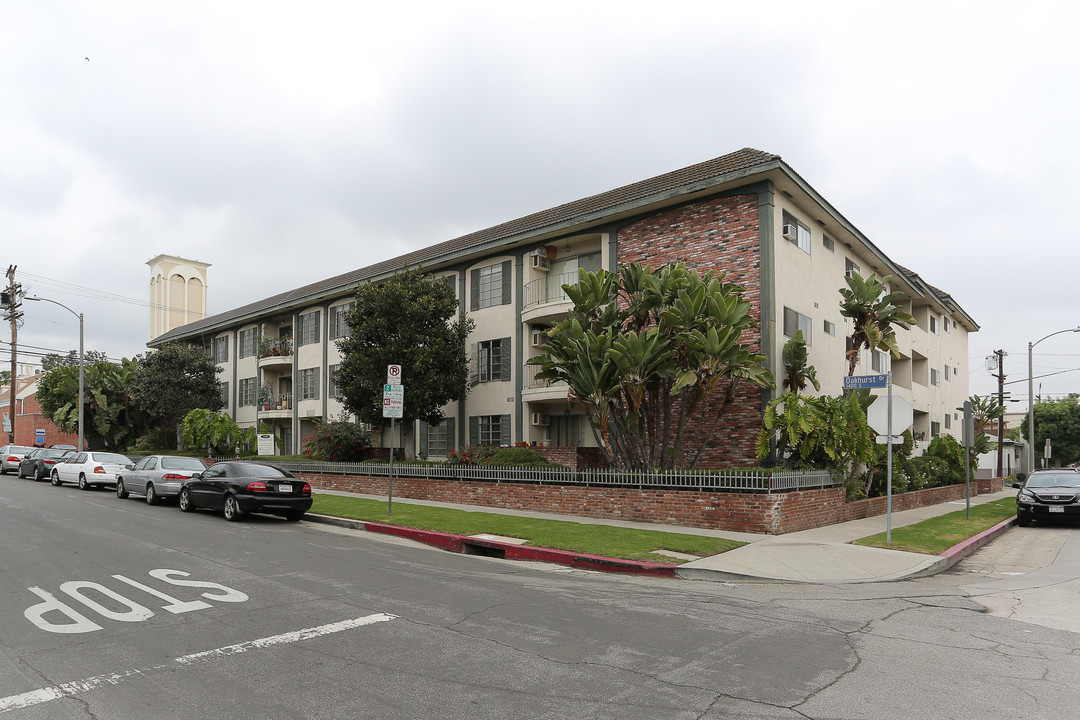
[523,363,567,390]
[523,271,578,309]
[259,392,293,411]
[259,336,293,359]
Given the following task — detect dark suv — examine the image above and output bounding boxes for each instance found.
[1014,470,1080,526]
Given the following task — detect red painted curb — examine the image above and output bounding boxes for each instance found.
[939,516,1016,568]
[316,516,677,578]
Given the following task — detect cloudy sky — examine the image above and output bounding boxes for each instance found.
[3,1,1078,408]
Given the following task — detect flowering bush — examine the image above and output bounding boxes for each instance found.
[446,445,552,466]
[303,420,372,462]
[445,444,497,466]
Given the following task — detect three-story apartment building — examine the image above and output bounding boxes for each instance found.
[149,148,977,465]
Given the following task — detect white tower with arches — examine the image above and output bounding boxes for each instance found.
[146,254,211,341]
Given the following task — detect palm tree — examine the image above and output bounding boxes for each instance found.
[839,272,916,376]
[782,330,819,395]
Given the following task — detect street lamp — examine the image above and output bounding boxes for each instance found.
[1027,326,1080,472]
[26,296,84,452]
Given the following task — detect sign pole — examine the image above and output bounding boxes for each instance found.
[886,372,893,546]
[388,417,394,516]
[383,364,403,517]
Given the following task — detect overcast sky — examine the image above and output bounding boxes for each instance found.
[3,1,1078,409]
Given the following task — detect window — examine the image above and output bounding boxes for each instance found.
[213,336,228,363]
[239,377,256,406]
[822,235,834,252]
[219,381,229,406]
[328,364,341,399]
[329,303,353,340]
[945,365,951,381]
[781,211,811,253]
[470,415,510,446]
[944,414,951,430]
[301,368,320,400]
[478,338,511,382]
[944,317,951,333]
[238,328,256,358]
[929,315,939,334]
[421,418,455,458]
[470,261,512,310]
[872,351,887,373]
[845,258,861,278]
[824,320,835,336]
[783,307,813,345]
[299,311,321,346]
[931,368,940,386]
[931,421,941,437]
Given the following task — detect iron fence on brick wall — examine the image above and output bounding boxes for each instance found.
[258,460,838,493]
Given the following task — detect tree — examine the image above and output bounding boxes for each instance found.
[1021,394,1080,468]
[130,344,224,449]
[36,358,145,450]
[530,262,773,470]
[782,329,819,395]
[963,394,1004,469]
[839,272,916,376]
[41,349,109,372]
[0,370,9,387]
[335,266,475,450]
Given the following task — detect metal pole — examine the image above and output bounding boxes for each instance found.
[78,313,84,452]
[886,372,893,546]
[388,417,395,515]
[1027,340,1034,474]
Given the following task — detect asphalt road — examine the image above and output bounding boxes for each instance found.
[1,475,1077,719]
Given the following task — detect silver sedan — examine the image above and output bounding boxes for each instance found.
[116,455,207,505]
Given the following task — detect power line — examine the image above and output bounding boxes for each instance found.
[18,271,208,317]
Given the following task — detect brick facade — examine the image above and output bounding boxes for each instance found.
[616,192,765,468]
[13,393,80,448]
[301,472,1003,535]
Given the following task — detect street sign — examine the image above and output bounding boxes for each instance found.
[383,383,404,419]
[876,435,904,445]
[386,364,402,385]
[843,374,888,390]
[867,395,913,435]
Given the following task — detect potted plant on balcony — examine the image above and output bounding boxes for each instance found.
[258,382,272,411]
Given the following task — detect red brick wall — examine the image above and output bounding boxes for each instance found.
[13,394,80,448]
[533,446,608,470]
[616,193,764,468]
[300,472,1004,535]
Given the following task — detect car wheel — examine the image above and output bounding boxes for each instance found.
[50,470,62,486]
[284,510,305,522]
[116,479,129,499]
[1017,512,1031,527]
[17,466,26,479]
[178,488,195,513]
[146,484,160,506]
[78,474,91,491]
[223,495,243,522]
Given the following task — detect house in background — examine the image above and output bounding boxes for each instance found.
[2,373,80,448]
[149,148,977,467]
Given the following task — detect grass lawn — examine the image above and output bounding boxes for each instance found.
[310,494,744,565]
[853,499,1017,555]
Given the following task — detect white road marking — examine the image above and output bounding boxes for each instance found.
[0,613,396,713]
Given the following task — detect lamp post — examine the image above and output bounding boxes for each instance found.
[26,297,84,452]
[1027,326,1080,472]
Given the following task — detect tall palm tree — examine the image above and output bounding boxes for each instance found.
[839,272,916,376]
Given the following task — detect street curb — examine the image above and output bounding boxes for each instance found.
[938,516,1017,569]
[305,513,677,578]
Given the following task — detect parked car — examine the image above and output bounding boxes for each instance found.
[0,445,35,475]
[116,455,207,505]
[51,451,133,490]
[178,461,312,522]
[1014,469,1080,526]
[49,444,77,450]
[18,448,75,480]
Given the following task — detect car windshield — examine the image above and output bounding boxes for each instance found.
[237,463,293,478]
[161,457,207,471]
[1025,473,1080,489]
[91,453,130,464]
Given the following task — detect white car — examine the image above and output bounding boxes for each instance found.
[51,451,133,490]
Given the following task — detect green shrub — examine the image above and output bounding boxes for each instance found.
[445,445,497,466]
[303,421,372,462]
[488,447,551,465]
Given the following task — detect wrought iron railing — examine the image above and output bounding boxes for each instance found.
[523,271,578,309]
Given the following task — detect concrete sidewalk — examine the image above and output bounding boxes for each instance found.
[310,487,1018,583]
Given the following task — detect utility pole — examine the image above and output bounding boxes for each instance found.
[995,349,1005,479]
[3,265,22,444]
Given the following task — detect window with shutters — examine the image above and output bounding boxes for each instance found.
[329,303,353,340]
[299,311,321,346]
[219,381,229,406]
[301,368,320,400]
[239,377,256,406]
[238,328,256,358]
[470,415,510,446]
[328,364,341,399]
[213,336,228,363]
[478,338,511,382]
[470,261,511,310]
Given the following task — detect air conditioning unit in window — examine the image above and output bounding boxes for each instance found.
[531,412,550,426]
[782,224,799,242]
[530,254,549,270]
[530,328,549,347]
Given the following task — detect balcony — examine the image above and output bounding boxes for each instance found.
[258,392,293,420]
[522,363,569,402]
[522,271,578,324]
[258,337,294,369]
